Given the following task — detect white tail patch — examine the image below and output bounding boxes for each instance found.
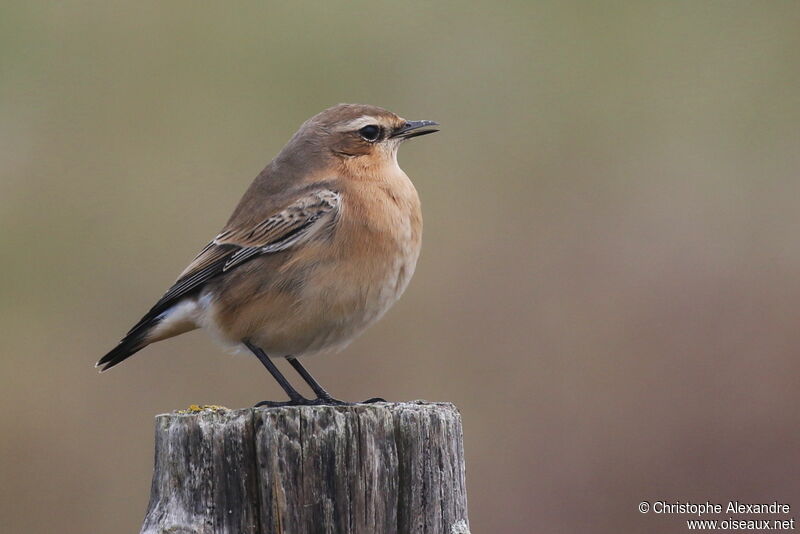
[148,299,202,342]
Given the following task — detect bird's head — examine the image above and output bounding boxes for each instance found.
[291,104,438,165]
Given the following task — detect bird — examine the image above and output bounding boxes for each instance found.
[96,103,438,406]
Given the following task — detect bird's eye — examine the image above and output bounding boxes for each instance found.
[358,125,381,142]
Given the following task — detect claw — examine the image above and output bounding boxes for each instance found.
[254,395,310,407]
[314,396,351,406]
[254,399,297,408]
[254,396,388,408]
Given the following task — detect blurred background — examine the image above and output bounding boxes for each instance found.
[2,2,800,532]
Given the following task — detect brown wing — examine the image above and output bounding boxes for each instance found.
[181,189,340,277]
[111,189,340,342]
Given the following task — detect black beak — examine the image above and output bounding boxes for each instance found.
[391,120,440,140]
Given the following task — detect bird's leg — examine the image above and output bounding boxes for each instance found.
[244,340,309,407]
[286,356,386,405]
[285,356,344,404]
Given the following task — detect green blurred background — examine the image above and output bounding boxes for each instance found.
[2,2,800,532]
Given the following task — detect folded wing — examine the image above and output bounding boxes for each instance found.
[96,189,340,371]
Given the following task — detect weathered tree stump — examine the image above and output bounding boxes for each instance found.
[140,401,470,534]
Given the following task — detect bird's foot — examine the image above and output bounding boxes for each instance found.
[312,395,388,405]
[254,399,302,408]
[313,396,351,406]
[253,395,348,407]
[254,396,387,408]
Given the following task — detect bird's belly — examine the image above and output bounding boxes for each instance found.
[206,242,419,358]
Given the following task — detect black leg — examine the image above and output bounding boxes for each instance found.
[286,356,387,405]
[286,357,341,403]
[243,340,308,406]
[285,357,330,398]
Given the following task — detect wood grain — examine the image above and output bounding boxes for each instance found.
[140,402,470,534]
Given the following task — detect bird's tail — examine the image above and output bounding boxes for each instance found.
[96,298,201,371]
[95,320,159,372]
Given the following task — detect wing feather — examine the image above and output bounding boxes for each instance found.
[123,189,340,337]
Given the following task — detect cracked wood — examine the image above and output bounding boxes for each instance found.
[140,402,470,534]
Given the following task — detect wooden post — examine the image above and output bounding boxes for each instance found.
[140,402,470,534]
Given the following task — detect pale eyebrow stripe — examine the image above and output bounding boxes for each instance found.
[337,116,379,131]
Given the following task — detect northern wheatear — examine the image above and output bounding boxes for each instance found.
[97,104,438,405]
